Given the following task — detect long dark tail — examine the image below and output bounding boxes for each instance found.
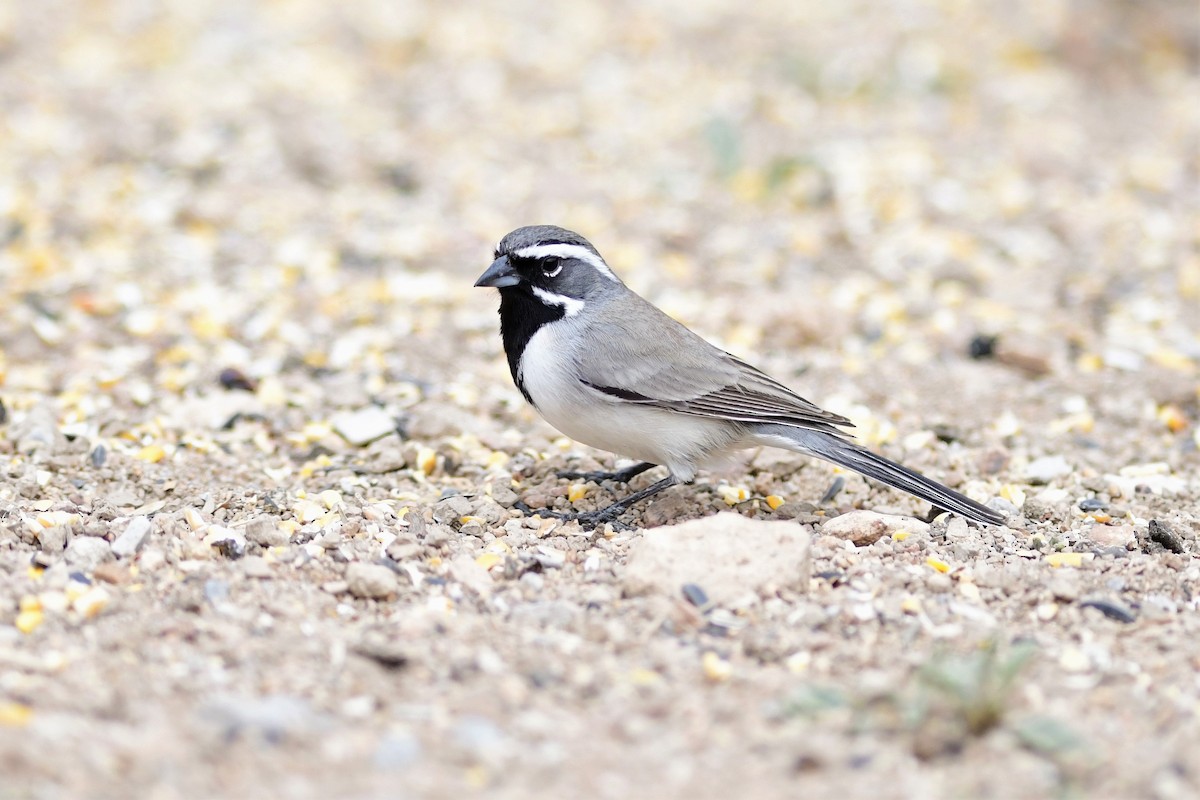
[757,425,1005,526]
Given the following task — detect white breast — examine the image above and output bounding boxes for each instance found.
[517,321,739,481]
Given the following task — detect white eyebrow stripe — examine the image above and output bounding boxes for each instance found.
[513,243,621,283]
[531,286,585,317]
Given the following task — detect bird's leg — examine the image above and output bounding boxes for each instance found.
[516,475,678,530]
[556,460,657,484]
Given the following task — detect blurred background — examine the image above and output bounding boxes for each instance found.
[1,0,1196,418]
[1,3,1199,798]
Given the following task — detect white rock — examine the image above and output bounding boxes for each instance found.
[1087,524,1134,549]
[64,537,112,570]
[622,513,811,607]
[821,510,929,546]
[1025,455,1072,484]
[332,407,398,446]
[111,516,152,558]
[204,526,247,559]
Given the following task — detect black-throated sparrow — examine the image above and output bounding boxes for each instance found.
[476,225,1004,528]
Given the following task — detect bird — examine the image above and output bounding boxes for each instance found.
[475,225,1004,529]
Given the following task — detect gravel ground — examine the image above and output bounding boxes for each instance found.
[2,1,1198,798]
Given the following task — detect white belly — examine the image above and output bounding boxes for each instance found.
[518,322,738,481]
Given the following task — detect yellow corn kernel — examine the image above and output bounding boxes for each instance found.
[892,531,911,542]
[765,495,785,510]
[15,610,43,634]
[1000,484,1026,508]
[926,557,951,574]
[316,489,343,509]
[0,702,33,727]
[475,553,502,570]
[702,651,733,682]
[1157,404,1189,433]
[1045,552,1086,568]
[717,485,750,506]
[567,484,587,503]
[628,668,662,686]
[416,447,437,475]
[135,444,166,463]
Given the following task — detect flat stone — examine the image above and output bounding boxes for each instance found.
[332,406,398,446]
[345,563,399,599]
[622,512,811,607]
[821,510,930,547]
[111,516,152,558]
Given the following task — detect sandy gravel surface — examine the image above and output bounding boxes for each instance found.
[1,1,1198,798]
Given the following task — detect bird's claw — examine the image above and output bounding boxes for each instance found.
[555,469,627,483]
[512,500,630,531]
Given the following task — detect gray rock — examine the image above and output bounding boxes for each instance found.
[111,516,152,558]
[38,525,68,554]
[448,554,493,595]
[10,405,67,455]
[332,406,398,446]
[345,563,399,599]
[432,494,474,525]
[64,536,112,570]
[245,517,290,547]
[623,512,811,607]
[821,510,929,546]
[533,545,566,569]
[242,556,274,578]
[470,496,507,525]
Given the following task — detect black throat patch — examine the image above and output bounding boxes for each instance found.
[498,287,566,407]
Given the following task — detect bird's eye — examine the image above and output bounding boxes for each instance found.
[541,258,563,278]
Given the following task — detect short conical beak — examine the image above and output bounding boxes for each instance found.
[474,256,521,288]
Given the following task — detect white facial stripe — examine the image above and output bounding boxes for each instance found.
[531,286,585,317]
[513,243,620,283]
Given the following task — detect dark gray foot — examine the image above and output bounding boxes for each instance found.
[556,461,657,484]
[515,475,678,531]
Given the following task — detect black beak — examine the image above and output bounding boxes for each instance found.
[474,256,521,288]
